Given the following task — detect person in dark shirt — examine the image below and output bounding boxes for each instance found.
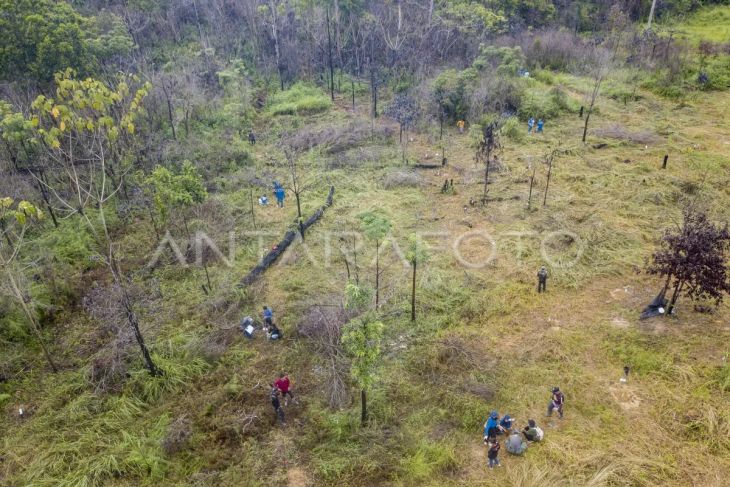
[248,131,256,145]
[547,387,565,418]
[487,436,501,469]
[537,266,548,293]
[267,323,282,341]
[270,385,285,424]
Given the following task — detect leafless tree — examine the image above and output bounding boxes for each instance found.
[283,149,317,241]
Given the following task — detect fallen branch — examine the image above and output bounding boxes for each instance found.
[238,186,335,287]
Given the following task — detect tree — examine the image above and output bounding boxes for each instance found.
[284,149,317,241]
[647,209,730,315]
[475,121,500,205]
[145,161,210,290]
[0,0,133,83]
[358,211,391,308]
[542,145,570,207]
[0,102,59,227]
[581,49,610,143]
[18,71,160,376]
[405,233,429,322]
[385,93,418,164]
[0,197,58,372]
[260,0,286,91]
[342,282,383,425]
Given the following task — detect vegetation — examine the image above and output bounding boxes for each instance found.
[1,0,730,486]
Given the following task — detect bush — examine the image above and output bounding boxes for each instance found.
[533,69,556,85]
[473,46,525,76]
[501,116,525,142]
[268,82,332,116]
[399,440,459,481]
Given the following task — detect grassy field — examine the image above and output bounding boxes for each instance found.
[2,39,730,487]
[671,5,730,44]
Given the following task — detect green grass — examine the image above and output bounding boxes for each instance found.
[3,11,730,485]
[268,82,332,116]
[673,5,730,44]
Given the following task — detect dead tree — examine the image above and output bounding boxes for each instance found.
[475,122,500,205]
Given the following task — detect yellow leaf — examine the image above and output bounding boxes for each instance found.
[51,107,60,119]
[0,197,13,208]
[126,122,134,134]
[31,117,39,127]
[59,121,66,131]
[51,139,60,149]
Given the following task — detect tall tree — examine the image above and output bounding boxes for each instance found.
[358,211,391,308]
[581,49,610,143]
[405,233,429,322]
[475,121,500,205]
[647,209,730,315]
[342,282,382,425]
[19,71,160,375]
[284,149,317,241]
[385,93,418,164]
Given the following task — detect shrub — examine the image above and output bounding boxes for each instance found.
[161,416,193,456]
[399,440,459,481]
[268,82,332,116]
[501,116,525,142]
[434,69,476,122]
[533,69,556,85]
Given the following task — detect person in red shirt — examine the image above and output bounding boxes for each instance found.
[274,373,295,406]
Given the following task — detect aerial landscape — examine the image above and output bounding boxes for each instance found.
[1,0,729,485]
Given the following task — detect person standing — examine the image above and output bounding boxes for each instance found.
[270,385,285,424]
[274,186,285,208]
[248,131,256,145]
[486,436,501,469]
[274,373,295,406]
[262,306,273,326]
[537,118,544,133]
[528,117,535,134]
[537,266,548,293]
[547,387,565,419]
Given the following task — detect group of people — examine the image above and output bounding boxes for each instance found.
[258,181,286,208]
[527,117,544,134]
[240,305,282,341]
[269,372,296,424]
[482,387,564,469]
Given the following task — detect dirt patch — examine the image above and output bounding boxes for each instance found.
[611,317,630,328]
[609,385,641,410]
[287,467,311,487]
[609,287,633,301]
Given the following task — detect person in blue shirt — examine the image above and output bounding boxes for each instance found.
[263,306,273,326]
[483,411,501,439]
[274,186,285,208]
[537,118,544,133]
[527,117,535,134]
[499,414,516,433]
